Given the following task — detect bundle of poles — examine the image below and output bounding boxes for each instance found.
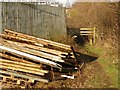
[0,29,79,86]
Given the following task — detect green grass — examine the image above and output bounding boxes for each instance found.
[85,44,104,55]
[85,44,118,88]
[98,57,118,88]
[87,75,103,88]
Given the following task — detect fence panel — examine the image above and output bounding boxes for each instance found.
[2,2,67,43]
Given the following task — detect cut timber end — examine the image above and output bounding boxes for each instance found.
[28,79,34,83]
[17,80,21,85]
[2,77,6,82]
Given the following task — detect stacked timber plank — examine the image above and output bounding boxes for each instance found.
[0,29,78,86]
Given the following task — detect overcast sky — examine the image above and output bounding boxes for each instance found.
[0,0,119,4]
[58,0,76,5]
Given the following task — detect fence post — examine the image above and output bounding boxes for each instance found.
[93,27,96,45]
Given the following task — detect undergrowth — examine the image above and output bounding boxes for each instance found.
[84,44,118,88]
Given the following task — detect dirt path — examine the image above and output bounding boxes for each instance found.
[82,61,114,88]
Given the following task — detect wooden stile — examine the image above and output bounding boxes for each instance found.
[80,27,96,45]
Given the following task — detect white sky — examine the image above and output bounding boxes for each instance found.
[58,0,76,5]
[0,0,119,3]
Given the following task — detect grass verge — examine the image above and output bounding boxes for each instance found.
[84,44,118,88]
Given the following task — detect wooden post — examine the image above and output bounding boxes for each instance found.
[93,27,96,45]
[51,67,55,81]
[70,46,78,65]
[90,38,93,45]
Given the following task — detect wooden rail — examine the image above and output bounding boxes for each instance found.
[5,39,69,58]
[0,45,62,69]
[0,60,47,73]
[0,34,43,47]
[1,41,65,63]
[0,70,49,83]
[0,58,41,69]
[4,29,71,51]
[0,65,45,76]
[0,52,41,67]
[0,60,48,75]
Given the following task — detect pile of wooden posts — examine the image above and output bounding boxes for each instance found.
[0,29,78,87]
